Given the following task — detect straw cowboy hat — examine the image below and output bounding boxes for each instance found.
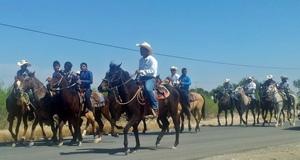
[246,77,253,81]
[280,75,288,79]
[136,42,153,55]
[76,71,80,75]
[267,75,273,79]
[170,66,178,71]
[224,78,230,83]
[17,60,31,67]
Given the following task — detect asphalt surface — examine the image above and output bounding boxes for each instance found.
[1,121,300,160]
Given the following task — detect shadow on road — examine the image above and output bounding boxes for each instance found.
[283,126,300,131]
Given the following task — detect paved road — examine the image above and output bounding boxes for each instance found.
[1,121,300,160]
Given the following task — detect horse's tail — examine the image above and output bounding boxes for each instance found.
[200,94,206,120]
[175,87,190,118]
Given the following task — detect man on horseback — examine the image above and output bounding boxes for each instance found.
[278,75,291,105]
[78,62,94,118]
[179,68,191,108]
[135,42,158,117]
[262,75,276,101]
[223,78,235,110]
[245,77,256,104]
[169,66,180,86]
[63,61,77,85]
[6,60,35,121]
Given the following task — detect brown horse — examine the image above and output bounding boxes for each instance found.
[99,63,190,155]
[6,78,31,147]
[47,72,85,146]
[161,78,205,133]
[17,72,58,146]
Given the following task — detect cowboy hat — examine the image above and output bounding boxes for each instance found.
[267,75,273,79]
[170,66,178,71]
[224,78,230,83]
[136,42,153,55]
[17,60,31,67]
[76,71,80,75]
[246,77,253,81]
[280,75,288,79]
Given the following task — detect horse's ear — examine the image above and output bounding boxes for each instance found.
[31,71,35,77]
[117,63,122,70]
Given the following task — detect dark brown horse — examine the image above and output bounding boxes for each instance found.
[17,72,58,146]
[6,78,31,147]
[99,63,190,155]
[213,90,235,126]
[47,72,84,146]
[259,84,274,126]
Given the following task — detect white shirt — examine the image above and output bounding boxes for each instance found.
[169,73,180,86]
[245,81,256,94]
[138,55,157,78]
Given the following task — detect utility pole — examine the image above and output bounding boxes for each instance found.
[194,82,199,93]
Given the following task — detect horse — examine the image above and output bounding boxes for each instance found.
[259,84,274,126]
[213,90,234,126]
[161,78,205,133]
[266,84,298,127]
[17,72,58,146]
[6,77,31,147]
[234,86,260,126]
[98,63,190,155]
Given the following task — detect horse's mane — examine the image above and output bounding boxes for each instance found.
[109,62,131,80]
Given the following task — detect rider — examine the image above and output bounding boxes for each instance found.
[135,42,158,117]
[78,62,94,118]
[245,77,256,104]
[278,75,291,105]
[47,60,61,82]
[263,75,276,101]
[223,78,235,110]
[6,60,35,121]
[63,61,77,86]
[179,68,191,108]
[169,66,180,86]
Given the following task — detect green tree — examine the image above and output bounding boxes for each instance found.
[293,79,300,99]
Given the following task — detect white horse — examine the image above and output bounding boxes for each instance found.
[267,84,298,127]
[234,86,259,126]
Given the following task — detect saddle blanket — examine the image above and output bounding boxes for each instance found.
[189,93,198,102]
[154,85,170,100]
[91,92,105,108]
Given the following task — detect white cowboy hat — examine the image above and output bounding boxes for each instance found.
[267,75,273,79]
[170,66,178,71]
[76,71,80,74]
[246,77,253,81]
[280,75,288,79]
[17,60,31,67]
[136,42,153,55]
[224,78,230,83]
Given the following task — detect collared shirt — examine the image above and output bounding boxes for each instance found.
[179,75,191,89]
[64,70,77,85]
[16,69,31,78]
[223,83,234,93]
[278,81,290,92]
[138,55,157,78]
[245,81,256,94]
[169,74,180,86]
[80,69,93,89]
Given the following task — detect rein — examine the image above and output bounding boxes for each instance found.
[114,87,145,105]
[103,70,137,91]
[50,72,76,91]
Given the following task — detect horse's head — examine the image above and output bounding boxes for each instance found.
[234,85,244,98]
[161,77,173,86]
[266,83,277,96]
[18,72,36,93]
[13,76,23,98]
[213,90,220,103]
[99,63,123,92]
[47,71,65,90]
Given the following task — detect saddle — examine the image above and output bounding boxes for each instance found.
[154,85,170,100]
[78,88,105,112]
[278,91,288,101]
[188,93,198,102]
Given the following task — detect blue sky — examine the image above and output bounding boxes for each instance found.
[0,1,299,92]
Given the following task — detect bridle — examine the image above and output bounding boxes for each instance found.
[50,72,76,90]
[102,69,137,91]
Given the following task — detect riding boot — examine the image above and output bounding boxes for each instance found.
[151,108,158,118]
[28,106,35,121]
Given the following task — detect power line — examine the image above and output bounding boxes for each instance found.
[1,22,299,70]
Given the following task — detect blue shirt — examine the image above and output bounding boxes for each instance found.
[16,69,31,78]
[80,69,93,89]
[223,83,234,93]
[179,75,191,89]
[278,82,290,92]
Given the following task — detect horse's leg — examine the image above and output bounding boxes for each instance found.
[251,108,256,126]
[20,113,28,144]
[102,107,119,137]
[58,120,65,146]
[194,109,200,133]
[275,106,281,127]
[8,114,16,147]
[132,122,141,153]
[77,118,83,146]
[142,118,147,134]
[188,110,192,132]
[225,110,228,126]
[68,122,74,139]
[123,116,139,155]
[39,122,48,142]
[261,108,266,126]
[256,106,260,124]
[217,108,222,126]
[245,108,249,126]
[156,116,170,148]
[282,109,285,122]
[180,112,184,132]
[230,109,234,126]
[293,103,297,126]
[14,116,22,145]
[82,118,90,138]
[94,111,103,144]
[29,118,39,146]
[269,108,272,125]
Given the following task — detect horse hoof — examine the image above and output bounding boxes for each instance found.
[19,137,25,144]
[82,130,86,138]
[168,129,172,133]
[78,141,82,146]
[156,142,161,147]
[275,124,278,127]
[132,150,137,154]
[171,145,177,150]
[44,137,48,142]
[12,143,16,147]
[94,138,102,144]
[125,149,130,155]
[293,123,296,126]
[58,142,63,147]
[29,142,34,147]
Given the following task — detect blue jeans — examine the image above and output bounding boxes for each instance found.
[181,87,191,108]
[141,77,158,109]
[85,89,93,112]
